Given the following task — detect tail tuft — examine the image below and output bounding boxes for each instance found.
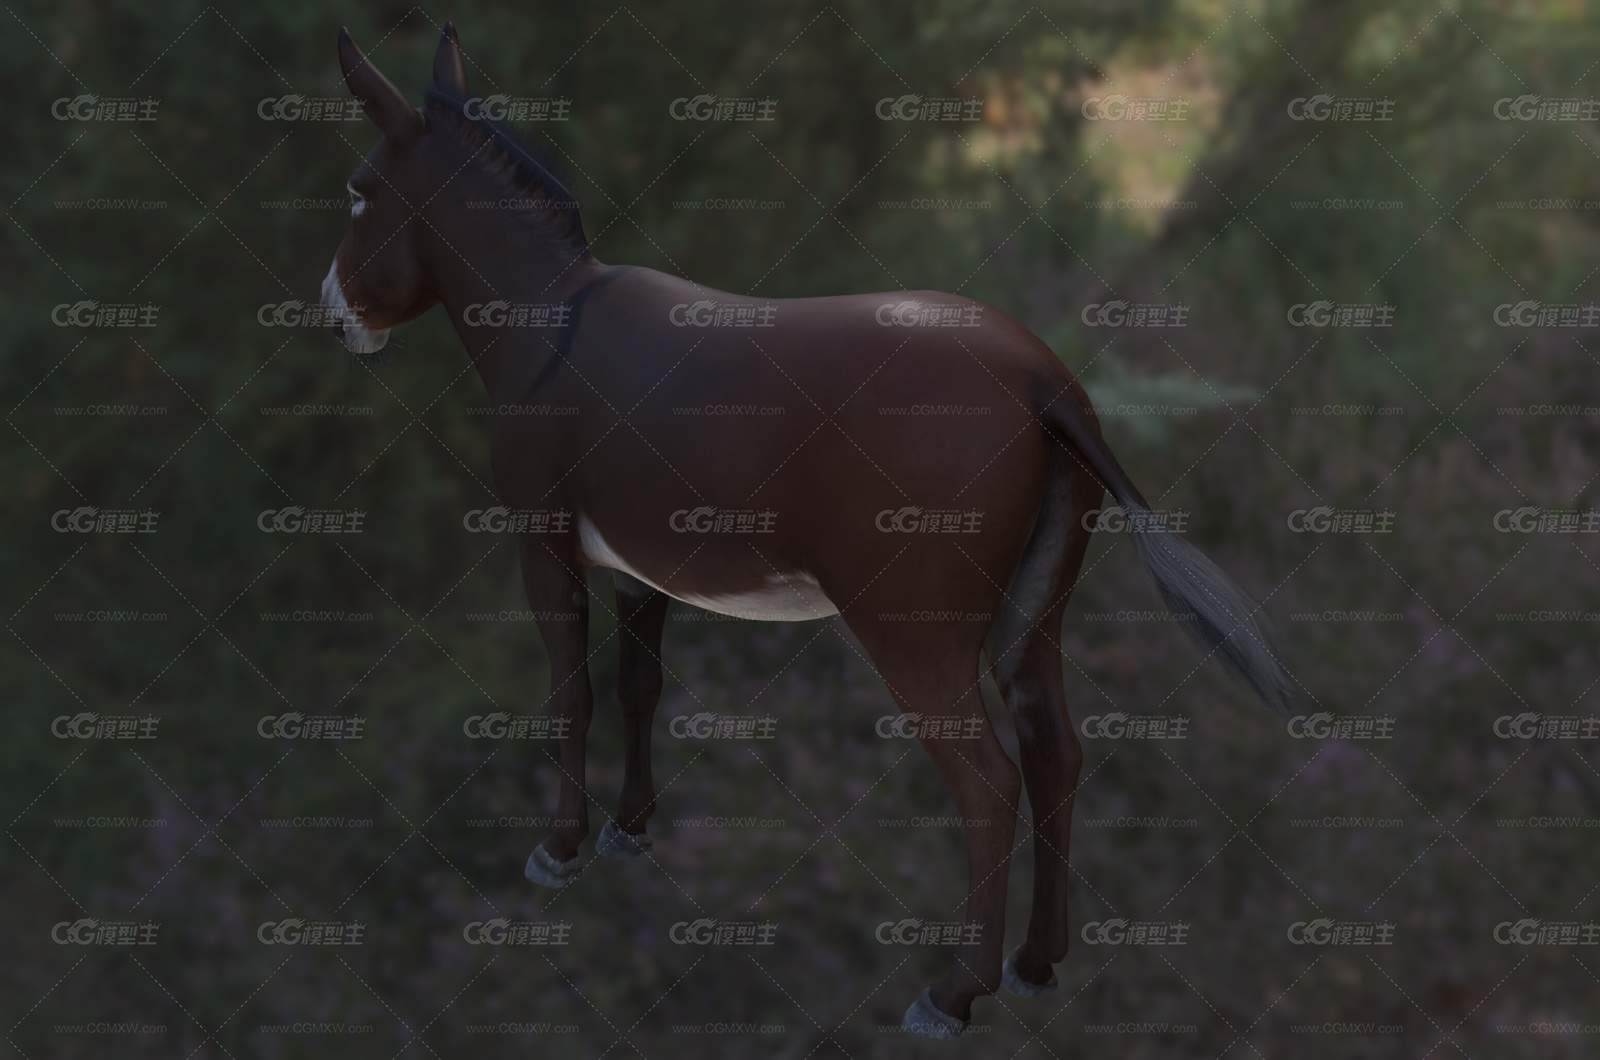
[1131,516,1298,714]
[1040,389,1297,714]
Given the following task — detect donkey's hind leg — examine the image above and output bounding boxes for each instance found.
[598,573,669,858]
[992,628,1081,993]
[857,629,1020,1039]
[986,451,1099,993]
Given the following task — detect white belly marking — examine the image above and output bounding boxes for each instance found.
[577,515,838,622]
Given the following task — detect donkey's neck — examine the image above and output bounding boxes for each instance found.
[433,244,609,403]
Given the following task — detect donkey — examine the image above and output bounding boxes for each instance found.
[323,23,1296,1039]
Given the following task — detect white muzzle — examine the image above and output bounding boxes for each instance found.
[322,259,390,355]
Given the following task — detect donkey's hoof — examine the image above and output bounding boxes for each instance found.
[596,820,652,858]
[1002,951,1058,997]
[524,844,579,889]
[902,989,967,1040]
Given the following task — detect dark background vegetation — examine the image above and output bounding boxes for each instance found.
[4,1,1598,1056]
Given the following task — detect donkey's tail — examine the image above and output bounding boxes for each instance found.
[1042,391,1298,714]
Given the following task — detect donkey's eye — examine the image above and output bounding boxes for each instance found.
[348,184,369,218]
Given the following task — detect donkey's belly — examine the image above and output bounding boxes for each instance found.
[576,515,838,621]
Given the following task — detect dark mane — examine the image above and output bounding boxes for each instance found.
[424,87,589,257]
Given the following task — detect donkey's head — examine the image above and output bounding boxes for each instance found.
[322,26,457,355]
[327,21,592,359]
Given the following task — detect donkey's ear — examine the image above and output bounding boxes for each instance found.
[432,20,469,96]
[338,26,422,143]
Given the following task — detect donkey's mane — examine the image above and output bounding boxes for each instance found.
[424,87,589,257]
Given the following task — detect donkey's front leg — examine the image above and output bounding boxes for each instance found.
[521,538,594,889]
[596,574,670,858]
